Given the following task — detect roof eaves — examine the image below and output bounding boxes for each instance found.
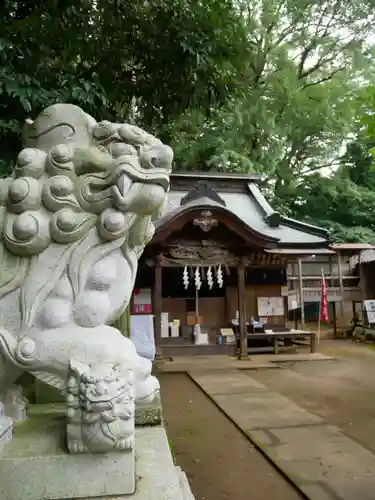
[246,182,329,238]
[281,216,331,239]
[266,248,335,255]
[153,200,280,245]
[171,171,262,181]
[331,243,375,250]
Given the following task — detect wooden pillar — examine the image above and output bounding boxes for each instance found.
[283,295,288,329]
[297,259,305,329]
[237,258,248,359]
[291,261,298,329]
[359,252,366,303]
[153,255,163,360]
[332,301,337,338]
[352,300,356,319]
[337,251,344,316]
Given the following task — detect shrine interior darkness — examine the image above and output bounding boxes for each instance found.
[135,265,287,299]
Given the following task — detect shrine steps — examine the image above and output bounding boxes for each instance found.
[161,343,237,357]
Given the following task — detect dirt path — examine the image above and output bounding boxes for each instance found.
[159,373,303,500]
[249,340,375,452]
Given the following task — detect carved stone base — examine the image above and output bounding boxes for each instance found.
[3,385,27,423]
[176,466,196,500]
[0,404,12,455]
[0,405,135,500]
[0,407,194,500]
[135,396,162,426]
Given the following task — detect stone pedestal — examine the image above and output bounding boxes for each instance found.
[135,395,163,426]
[0,406,135,500]
[4,385,27,423]
[0,403,12,455]
[0,402,194,500]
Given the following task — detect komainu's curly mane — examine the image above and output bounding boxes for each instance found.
[0,103,173,338]
[0,105,167,457]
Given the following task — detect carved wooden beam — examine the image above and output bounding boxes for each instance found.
[192,210,219,232]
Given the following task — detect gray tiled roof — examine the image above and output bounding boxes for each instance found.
[155,179,330,247]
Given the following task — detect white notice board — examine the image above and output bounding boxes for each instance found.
[257,297,284,317]
[130,314,155,360]
[364,300,375,324]
[288,294,299,311]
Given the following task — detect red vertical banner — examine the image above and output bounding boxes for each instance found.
[320,271,329,323]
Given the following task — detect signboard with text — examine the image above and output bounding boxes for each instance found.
[364,300,375,324]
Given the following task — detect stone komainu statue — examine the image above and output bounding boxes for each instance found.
[0,104,172,453]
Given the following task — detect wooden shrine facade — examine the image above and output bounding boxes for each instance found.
[141,239,289,359]
[132,172,334,358]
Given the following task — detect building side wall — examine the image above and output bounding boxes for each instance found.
[226,285,284,326]
[158,285,284,330]
[161,296,227,328]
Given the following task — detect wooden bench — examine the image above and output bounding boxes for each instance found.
[248,331,316,354]
[233,327,316,354]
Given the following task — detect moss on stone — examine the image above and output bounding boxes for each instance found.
[135,405,162,426]
[27,403,65,417]
[6,412,66,458]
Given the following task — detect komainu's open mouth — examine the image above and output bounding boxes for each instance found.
[114,155,171,191]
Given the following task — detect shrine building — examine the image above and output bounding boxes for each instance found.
[130,172,361,359]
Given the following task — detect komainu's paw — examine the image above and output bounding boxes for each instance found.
[67,440,88,453]
[115,435,135,450]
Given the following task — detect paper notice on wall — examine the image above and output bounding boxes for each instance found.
[170,325,180,337]
[130,314,155,360]
[257,297,284,316]
[161,312,169,338]
[364,300,375,324]
[132,288,152,314]
[288,295,299,311]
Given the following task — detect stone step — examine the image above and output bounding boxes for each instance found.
[0,402,184,500]
[0,414,12,455]
[176,466,195,500]
[0,409,135,500]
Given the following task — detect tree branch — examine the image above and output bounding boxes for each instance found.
[301,67,346,89]
[273,11,305,45]
[300,158,343,175]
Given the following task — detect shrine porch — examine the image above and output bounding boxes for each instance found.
[160,339,237,358]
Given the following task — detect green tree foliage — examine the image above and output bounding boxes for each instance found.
[1,0,375,242]
[360,84,375,138]
[283,134,375,243]
[288,83,375,243]
[0,0,249,172]
[169,0,374,184]
[166,0,375,243]
[344,136,375,190]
